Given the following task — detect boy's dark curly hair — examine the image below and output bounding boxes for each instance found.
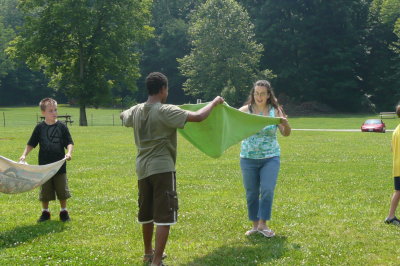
[145,72,168,95]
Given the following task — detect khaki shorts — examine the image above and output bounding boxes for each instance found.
[39,173,71,201]
[138,172,178,225]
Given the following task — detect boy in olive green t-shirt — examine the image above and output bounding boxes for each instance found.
[120,72,224,266]
[385,104,400,225]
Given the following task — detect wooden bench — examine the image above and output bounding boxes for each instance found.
[39,115,74,125]
[379,112,397,119]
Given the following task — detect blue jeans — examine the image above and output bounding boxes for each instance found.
[240,156,280,221]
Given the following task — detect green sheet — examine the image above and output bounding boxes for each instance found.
[178,102,281,158]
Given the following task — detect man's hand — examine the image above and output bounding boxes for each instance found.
[65,154,72,161]
[212,96,224,106]
[186,96,225,122]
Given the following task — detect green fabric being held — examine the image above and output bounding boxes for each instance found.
[178,102,281,158]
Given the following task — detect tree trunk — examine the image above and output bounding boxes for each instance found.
[78,42,87,126]
[79,104,88,126]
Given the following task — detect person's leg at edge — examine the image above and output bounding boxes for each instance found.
[151,225,170,266]
[143,222,154,255]
[388,190,400,219]
[258,157,280,231]
[387,177,400,220]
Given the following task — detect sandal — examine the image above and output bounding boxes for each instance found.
[258,228,275,238]
[143,254,153,263]
[245,228,258,236]
[143,250,167,263]
[385,216,400,225]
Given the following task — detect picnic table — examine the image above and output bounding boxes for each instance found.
[39,115,74,125]
[379,112,396,119]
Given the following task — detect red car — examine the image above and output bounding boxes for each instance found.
[361,119,386,133]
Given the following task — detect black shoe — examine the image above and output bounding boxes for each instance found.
[150,262,167,266]
[37,211,51,223]
[384,216,400,225]
[59,210,71,222]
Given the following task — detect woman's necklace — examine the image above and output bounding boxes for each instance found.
[253,105,268,116]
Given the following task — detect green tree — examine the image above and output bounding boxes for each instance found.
[0,19,14,82]
[0,0,24,31]
[178,0,263,106]
[137,0,204,105]
[0,0,54,106]
[239,0,370,112]
[394,19,400,54]
[8,0,153,125]
[362,0,400,111]
[392,18,400,101]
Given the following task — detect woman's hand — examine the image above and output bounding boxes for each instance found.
[280,116,289,125]
[277,106,291,136]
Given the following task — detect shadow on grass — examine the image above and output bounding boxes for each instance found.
[0,221,65,249]
[183,235,289,266]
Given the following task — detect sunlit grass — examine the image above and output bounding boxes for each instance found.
[1,112,400,265]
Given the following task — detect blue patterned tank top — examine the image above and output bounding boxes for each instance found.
[240,106,280,159]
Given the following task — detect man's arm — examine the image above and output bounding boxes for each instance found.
[186,96,224,122]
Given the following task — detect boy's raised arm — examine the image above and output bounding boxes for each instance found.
[186,96,224,122]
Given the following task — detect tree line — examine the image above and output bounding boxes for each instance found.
[0,0,399,125]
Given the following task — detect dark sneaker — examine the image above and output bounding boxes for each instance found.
[384,216,400,225]
[37,211,51,223]
[59,210,71,222]
[150,262,167,266]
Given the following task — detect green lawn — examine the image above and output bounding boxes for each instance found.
[1,105,399,129]
[1,107,400,265]
[0,105,122,127]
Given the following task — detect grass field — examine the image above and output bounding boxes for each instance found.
[1,104,399,129]
[1,106,400,265]
[0,105,123,127]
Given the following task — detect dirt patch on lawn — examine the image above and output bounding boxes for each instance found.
[0,137,15,141]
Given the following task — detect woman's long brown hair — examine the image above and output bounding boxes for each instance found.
[244,80,280,111]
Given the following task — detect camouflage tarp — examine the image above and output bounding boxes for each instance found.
[0,156,65,194]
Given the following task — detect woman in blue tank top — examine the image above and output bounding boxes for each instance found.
[239,80,291,237]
